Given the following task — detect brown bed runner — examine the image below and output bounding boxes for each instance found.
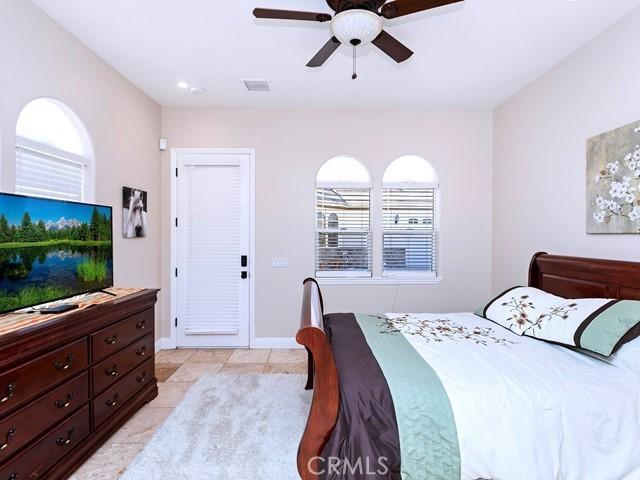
[322,313,402,480]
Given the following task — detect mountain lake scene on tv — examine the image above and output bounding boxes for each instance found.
[0,195,113,313]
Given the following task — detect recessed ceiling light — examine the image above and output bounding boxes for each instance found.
[189,86,205,95]
[177,81,189,89]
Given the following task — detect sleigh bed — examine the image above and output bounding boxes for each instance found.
[296,252,640,480]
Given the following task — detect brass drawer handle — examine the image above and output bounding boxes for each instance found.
[54,393,74,409]
[136,372,147,383]
[105,393,119,408]
[55,427,75,447]
[8,473,17,480]
[135,346,146,357]
[0,384,16,404]
[105,365,119,377]
[0,428,16,451]
[54,354,74,371]
[104,334,118,345]
[135,320,146,330]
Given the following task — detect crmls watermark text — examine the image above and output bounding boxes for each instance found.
[308,456,390,476]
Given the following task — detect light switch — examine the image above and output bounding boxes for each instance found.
[272,257,289,268]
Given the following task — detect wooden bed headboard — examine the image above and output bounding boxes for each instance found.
[529,252,640,300]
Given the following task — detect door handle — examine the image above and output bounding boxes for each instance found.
[241,271,248,279]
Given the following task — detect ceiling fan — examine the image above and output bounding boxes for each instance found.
[253,0,464,79]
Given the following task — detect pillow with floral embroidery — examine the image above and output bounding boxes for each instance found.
[525,298,640,357]
[476,287,565,335]
[478,288,640,356]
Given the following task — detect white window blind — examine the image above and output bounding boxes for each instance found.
[15,145,85,202]
[382,187,438,275]
[316,188,371,277]
[183,164,241,335]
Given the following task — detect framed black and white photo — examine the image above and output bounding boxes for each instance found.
[122,187,148,238]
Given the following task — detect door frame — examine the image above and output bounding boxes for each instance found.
[169,148,256,349]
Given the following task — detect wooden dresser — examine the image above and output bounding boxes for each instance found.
[0,289,159,479]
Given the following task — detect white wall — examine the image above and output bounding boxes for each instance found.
[11,0,635,344]
[492,8,640,292]
[0,1,162,325]
[161,107,493,340]
[0,1,493,344]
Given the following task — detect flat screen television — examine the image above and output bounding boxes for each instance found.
[0,193,113,314]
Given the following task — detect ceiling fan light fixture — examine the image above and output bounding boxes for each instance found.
[331,10,383,46]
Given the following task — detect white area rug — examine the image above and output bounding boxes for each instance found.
[120,374,311,480]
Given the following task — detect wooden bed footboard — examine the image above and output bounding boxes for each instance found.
[296,278,340,480]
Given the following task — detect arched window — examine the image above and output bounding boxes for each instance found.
[15,98,94,202]
[315,156,372,277]
[382,155,439,276]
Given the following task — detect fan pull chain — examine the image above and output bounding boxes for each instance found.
[352,44,358,80]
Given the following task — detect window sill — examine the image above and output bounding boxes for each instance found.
[317,276,444,286]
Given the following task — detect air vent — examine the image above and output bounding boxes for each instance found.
[243,79,271,92]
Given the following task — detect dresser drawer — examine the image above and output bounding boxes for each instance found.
[91,308,153,362]
[0,372,88,462]
[93,358,154,428]
[0,405,90,479]
[92,334,153,395]
[0,339,88,417]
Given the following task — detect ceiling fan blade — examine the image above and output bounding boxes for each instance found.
[253,8,332,22]
[372,31,413,63]
[381,0,463,19]
[307,37,341,67]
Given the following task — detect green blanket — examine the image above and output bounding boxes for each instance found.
[355,314,461,480]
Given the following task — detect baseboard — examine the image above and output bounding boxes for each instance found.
[251,337,302,349]
[155,337,173,352]
[155,337,301,351]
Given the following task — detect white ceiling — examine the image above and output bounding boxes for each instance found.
[32,0,640,108]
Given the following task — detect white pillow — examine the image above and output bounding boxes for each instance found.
[479,286,564,335]
[532,298,640,356]
[479,287,640,357]
[525,297,610,344]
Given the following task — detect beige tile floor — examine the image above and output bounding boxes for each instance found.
[69,349,307,480]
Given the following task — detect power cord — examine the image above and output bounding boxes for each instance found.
[391,281,401,312]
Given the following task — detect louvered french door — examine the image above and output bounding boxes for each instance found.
[175,151,251,347]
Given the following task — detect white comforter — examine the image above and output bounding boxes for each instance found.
[385,312,640,480]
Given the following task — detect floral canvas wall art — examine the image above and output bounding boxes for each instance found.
[587,120,640,234]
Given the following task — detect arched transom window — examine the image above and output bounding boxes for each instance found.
[382,155,439,276]
[315,156,372,277]
[15,98,94,202]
